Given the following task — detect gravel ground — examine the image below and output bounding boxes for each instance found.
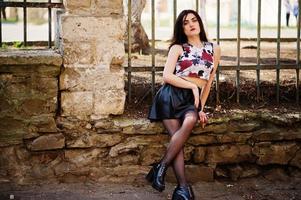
[0,177,300,200]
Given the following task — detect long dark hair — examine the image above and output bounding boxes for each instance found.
[169,9,208,49]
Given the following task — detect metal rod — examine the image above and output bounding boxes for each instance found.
[276,0,281,104]
[124,64,300,72]
[216,0,220,105]
[236,0,241,103]
[173,0,177,25]
[196,0,199,13]
[23,0,27,46]
[0,2,63,8]
[0,5,2,48]
[48,0,52,48]
[256,0,261,102]
[127,0,132,102]
[151,0,155,98]
[297,0,301,104]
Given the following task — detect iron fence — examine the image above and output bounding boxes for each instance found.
[0,0,64,48]
[126,0,301,105]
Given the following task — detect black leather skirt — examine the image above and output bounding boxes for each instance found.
[148,84,198,122]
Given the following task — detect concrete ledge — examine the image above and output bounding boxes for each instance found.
[0,49,62,70]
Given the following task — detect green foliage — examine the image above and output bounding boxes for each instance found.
[13,41,24,48]
[0,43,8,49]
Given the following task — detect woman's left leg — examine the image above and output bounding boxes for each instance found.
[146,111,197,192]
[161,111,197,167]
[163,119,187,186]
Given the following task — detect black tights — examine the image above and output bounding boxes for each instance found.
[161,111,198,186]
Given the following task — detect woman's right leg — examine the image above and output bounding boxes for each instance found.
[163,119,187,186]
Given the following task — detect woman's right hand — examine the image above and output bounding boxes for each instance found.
[191,85,199,109]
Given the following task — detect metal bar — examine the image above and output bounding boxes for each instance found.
[236,0,241,103]
[256,0,261,102]
[196,0,199,13]
[23,0,27,46]
[124,64,300,72]
[0,2,64,8]
[276,0,281,104]
[151,0,155,98]
[48,0,52,48]
[127,0,132,102]
[297,0,301,104]
[147,38,297,42]
[0,5,2,47]
[173,0,177,25]
[216,0,220,105]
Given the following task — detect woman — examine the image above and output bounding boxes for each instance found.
[146,9,221,200]
[284,0,292,27]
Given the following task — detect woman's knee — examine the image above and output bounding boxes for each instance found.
[183,112,198,126]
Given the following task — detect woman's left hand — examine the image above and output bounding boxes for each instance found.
[198,111,208,128]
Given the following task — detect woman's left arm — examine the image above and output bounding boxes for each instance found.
[199,44,221,125]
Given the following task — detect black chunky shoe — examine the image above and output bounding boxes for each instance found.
[172,185,194,200]
[145,163,168,192]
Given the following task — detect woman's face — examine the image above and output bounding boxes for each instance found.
[182,13,201,37]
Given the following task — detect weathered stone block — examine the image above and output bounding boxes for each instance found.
[61,91,93,119]
[109,136,168,157]
[109,154,140,166]
[239,164,261,178]
[252,128,301,142]
[206,145,254,164]
[66,133,123,148]
[28,133,65,151]
[63,42,95,65]
[65,148,107,167]
[0,50,62,67]
[290,149,301,169]
[60,67,95,91]
[0,117,26,147]
[187,135,217,145]
[28,115,57,133]
[227,120,261,132]
[140,145,165,165]
[193,147,206,163]
[30,165,55,179]
[118,118,165,135]
[216,132,253,144]
[184,145,195,161]
[94,0,123,16]
[253,142,300,165]
[61,15,125,43]
[63,0,92,13]
[193,123,228,134]
[93,89,126,116]
[263,168,290,181]
[95,40,125,66]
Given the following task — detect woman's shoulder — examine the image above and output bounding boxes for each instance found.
[169,44,184,55]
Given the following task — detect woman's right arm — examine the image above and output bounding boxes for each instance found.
[163,45,200,108]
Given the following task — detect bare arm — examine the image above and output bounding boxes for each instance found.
[163,45,200,108]
[199,44,221,112]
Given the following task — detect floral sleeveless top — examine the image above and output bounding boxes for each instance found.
[175,42,214,80]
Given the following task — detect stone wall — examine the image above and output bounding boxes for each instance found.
[0,50,62,184]
[0,94,300,184]
[59,0,126,120]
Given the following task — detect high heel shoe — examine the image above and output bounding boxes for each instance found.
[172,185,194,200]
[145,163,168,192]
